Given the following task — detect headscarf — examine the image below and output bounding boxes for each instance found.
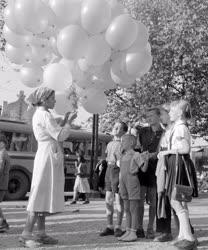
[26,87,54,107]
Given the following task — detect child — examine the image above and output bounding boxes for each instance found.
[100,121,128,237]
[0,134,10,232]
[117,134,149,242]
[157,100,198,250]
[70,151,90,205]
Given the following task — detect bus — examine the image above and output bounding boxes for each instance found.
[0,119,111,200]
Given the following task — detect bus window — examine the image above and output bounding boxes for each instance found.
[63,140,86,156]
[10,133,32,152]
[0,131,13,151]
[86,141,103,157]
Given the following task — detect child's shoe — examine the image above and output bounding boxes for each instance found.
[70,200,76,205]
[118,230,130,241]
[19,235,42,248]
[121,230,137,242]
[0,219,9,233]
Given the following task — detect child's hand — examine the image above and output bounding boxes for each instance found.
[141,151,149,161]
[157,151,169,159]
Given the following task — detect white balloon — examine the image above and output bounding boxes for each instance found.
[127,22,149,53]
[24,35,50,48]
[49,0,82,26]
[111,55,135,86]
[15,0,48,34]
[105,14,137,50]
[4,3,30,35]
[3,25,27,48]
[126,50,152,77]
[49,37,61,56]
[59,58,76,73]
[81,0,111,34]
[72,65,93,89]
[43,63,72,91]
[29,46,53,66]
[5,43,31,65]
[80,88,108,114]
[57,25,88,60]
[85,35,111,65]
[20,65,43,87]
[93,61,116,89]
[108,1,127,19]
[54,91,76,115]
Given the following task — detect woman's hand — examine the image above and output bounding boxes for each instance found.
[67,111,77,124]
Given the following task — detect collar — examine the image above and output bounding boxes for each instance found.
[113,138,121,142]
[174,119,186,127]
[122,149,135,156]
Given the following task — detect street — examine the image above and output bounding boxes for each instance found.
[0,194,208,250]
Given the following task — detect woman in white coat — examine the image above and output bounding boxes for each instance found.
[20,87,76,248]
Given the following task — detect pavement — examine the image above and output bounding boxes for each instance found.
[0,194,208,250]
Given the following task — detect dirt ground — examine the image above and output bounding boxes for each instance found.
[0,194,208,250]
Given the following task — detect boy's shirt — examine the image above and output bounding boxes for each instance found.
[0,149,11,191]
[118,149,145,175]
[105,139,121,166]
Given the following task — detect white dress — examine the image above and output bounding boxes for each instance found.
[27,109,71,214]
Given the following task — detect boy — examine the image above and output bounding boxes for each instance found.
[117,134,149,242]
[100,121,128,237]
[0,134,10,232]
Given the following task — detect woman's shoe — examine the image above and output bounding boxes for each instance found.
[36,234,58,244]
[19,235,42,248]
[175,239,197,250]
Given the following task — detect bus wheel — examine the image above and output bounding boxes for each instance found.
[5,170,30,201]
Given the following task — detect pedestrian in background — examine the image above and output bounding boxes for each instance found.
[70,150,90,205]
[0,134,10,232]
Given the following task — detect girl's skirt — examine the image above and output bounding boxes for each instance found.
[165,154,198,200]
[74,176,90,193]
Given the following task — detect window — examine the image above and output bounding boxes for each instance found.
[0,132,32,152]
[63,140,86,156]
[86,140,102,157]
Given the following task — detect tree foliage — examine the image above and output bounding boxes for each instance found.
[101,0,208,135]
[0,0,6,51]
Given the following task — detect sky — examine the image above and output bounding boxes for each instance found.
[0,52,92,124]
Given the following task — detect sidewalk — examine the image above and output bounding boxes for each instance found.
[0,195,207,249]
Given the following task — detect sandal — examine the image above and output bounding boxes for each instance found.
[36,234,58,244]
[19,235,42,248]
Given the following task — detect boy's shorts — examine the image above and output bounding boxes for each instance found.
[105,164,120,193]
[119,174,140,200]
[0,191,6,202]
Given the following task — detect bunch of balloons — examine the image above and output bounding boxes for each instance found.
[3,0,152,114]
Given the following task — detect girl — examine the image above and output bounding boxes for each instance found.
[20,87,76,248]
[157,100,198,250]
[70,150,90,204]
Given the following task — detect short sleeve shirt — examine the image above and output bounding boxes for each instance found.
[120,150,144,175]
[105,140,121,164]
[168,120,191,151]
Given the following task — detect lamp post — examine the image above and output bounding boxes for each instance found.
[90,114,99,189]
